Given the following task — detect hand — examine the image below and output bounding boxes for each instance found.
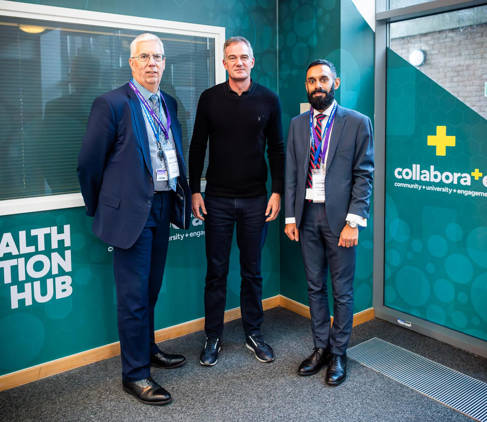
[192,193,207,221]
[265,193,281,222]
[284,223,299,242]
[338,224,358,248]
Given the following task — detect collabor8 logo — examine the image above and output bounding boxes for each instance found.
[394,126,487,188]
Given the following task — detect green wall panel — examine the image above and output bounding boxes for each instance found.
[278,0,375,313]
[277,0,341,132]
[0,0,378,376]
[339,0,375,314]
[385,50,487,341]
[340,0,374,120]
[1,0,280,376]
[0,208,280,375]
[1,208,116,374]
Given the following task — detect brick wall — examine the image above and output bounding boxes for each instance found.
[391,23,487,118]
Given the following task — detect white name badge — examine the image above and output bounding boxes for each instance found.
[165,149,180,178]
[156,168,168,181]
[305,170,325,203]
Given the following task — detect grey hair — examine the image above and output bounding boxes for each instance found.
[130,33,164,57]
[223,36,254,59]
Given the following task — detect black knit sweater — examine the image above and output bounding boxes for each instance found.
[189,81,284,197]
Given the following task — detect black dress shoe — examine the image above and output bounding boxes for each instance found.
[298,347,330,376]
[245,334,274,363]
[151,351,186,369]
[200,337,222,366]
[326,353,347,386]
[122,377,172,405]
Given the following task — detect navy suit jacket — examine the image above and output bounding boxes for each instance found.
[285,105,374,236]
[78,82,191,249]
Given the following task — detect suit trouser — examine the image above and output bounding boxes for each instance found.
[299,202,356,355]
[203,194,267,339]
[113,191,172,381]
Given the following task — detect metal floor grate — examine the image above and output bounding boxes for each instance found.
[348,338,487,421]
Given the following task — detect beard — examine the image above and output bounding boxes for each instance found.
[307,85,335,111]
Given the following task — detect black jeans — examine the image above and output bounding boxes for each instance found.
[203,194,267,339]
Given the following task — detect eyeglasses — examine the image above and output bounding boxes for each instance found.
[131,54,165,63]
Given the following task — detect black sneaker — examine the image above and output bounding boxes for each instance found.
[199,337,221,366]
[245,334,274,363]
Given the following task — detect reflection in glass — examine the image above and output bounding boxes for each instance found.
[390,5,487,119]
[389,0,434,9]
[0,17,215,200]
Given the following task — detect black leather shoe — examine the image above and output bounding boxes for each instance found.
[326,353,347,386]
[298,347,330,376]
[122,377,172,405]
[151,351,186,369]
[245,334,274,363]
[200,337,222,366]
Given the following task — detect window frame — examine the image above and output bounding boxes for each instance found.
[0,0,225,216]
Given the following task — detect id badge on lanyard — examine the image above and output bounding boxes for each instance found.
[305,168,326,203]
[305,125,326,202]
[156,168,168,181]
[304,104,336,203]
[164,149,180,178]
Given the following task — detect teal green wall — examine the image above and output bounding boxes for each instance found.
[0,208,280,375]
[3,0,481,376]
[278,0,375,312]
[0,0,377,377]
[1,0,281,376]
[278,0,341,131]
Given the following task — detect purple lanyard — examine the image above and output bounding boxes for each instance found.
[129,80,171,140]
[309,102,337,165]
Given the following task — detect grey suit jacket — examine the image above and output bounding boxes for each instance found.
[285,105,374,237]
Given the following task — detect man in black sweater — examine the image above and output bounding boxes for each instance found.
[189,36,284,366]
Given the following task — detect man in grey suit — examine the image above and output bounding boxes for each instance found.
[284,59,374,386]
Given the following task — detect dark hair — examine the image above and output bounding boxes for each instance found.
[306,59,337,78]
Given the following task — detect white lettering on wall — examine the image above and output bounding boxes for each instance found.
[1,225,73,309]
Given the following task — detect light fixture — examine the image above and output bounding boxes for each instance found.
[19,25,46,34]
[409,49,426,67]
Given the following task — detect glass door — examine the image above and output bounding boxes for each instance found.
[375,1,487,357]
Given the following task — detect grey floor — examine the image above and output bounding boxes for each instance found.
[1,308,486,422]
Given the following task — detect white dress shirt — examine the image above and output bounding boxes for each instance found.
[285,101,367,228]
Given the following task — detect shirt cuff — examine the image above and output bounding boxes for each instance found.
[346,213,367,227]
[285,217,296,225]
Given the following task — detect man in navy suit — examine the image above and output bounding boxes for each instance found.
[284,59,374,386]
[78,33,191,405]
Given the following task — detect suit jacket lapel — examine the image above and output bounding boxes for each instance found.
[127,84,152,174]
[301,112,311,184]
[325,105,345,173]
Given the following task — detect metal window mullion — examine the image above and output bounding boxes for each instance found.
[373,0,387,313]
[376,0,487,23]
